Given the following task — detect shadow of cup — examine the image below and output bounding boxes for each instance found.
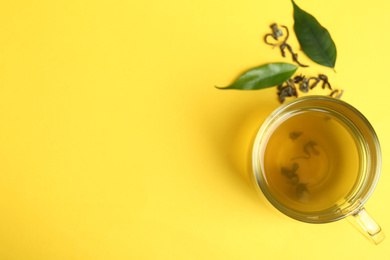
[223,101,278,185]
[211,98,281,213]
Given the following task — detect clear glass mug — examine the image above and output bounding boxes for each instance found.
[252,96,385,244]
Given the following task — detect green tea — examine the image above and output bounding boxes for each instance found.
[261,109,363,212]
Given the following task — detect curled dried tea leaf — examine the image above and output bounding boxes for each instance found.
[292,84,298,98]
[278,80,295,103]
[280,26,308,67]
[265,24,308,67]
[329,89,344,99]
[264,35,278,46]
[278,79,299,103]
[308,77,321,89]
[299,78,309,93]
[330,89,338,97]
[280,43,288,58]
[293,74,305,83]
[281,25,290,42]
[265,23,285,46]
[319,74,332,90]
[279,92,287,103]
[291,52,308,68]
[280,44,308,68]
[271,23,283,38]
[265,23,284,46]
[336,90,344,99]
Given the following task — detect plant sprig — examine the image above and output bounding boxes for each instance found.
[216,0,339,103]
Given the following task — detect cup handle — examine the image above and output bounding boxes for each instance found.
[350,207,385,245]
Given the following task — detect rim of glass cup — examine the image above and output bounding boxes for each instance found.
[252,95,382,223]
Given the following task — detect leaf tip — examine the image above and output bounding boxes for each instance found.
[291,0,298,9]
[215,85,229,90]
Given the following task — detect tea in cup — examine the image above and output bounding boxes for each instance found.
[252,96,384,244]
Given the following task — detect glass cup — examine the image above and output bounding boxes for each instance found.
[252,95,385,244]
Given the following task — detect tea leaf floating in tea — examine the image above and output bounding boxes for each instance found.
[216,63,298,90]
[281,163,300,184]
[289,131,303,140]
[292,141,320,160]
[281,163,310,198]
[303,141,320,157]
[296,183,309,199]
[288,176,300,185]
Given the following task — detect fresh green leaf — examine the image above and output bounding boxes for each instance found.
[216,63,298,90]
[292,0,337,69]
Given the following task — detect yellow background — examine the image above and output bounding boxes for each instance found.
[1,0,390,259]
